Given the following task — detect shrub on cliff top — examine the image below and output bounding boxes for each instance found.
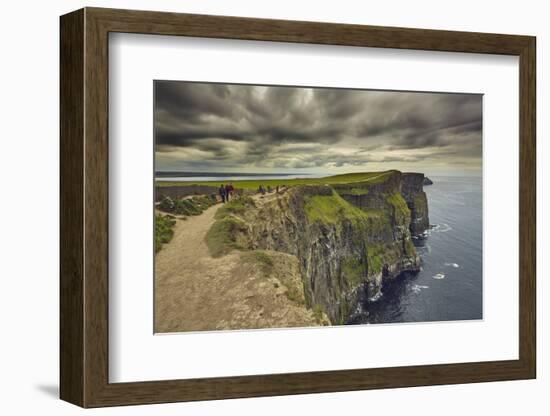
[155,214,176,253]
[158,194,217,216]
[165,195,217,216]
[173,199,200,216]
[159,196,175,212]
[192,194,217,211]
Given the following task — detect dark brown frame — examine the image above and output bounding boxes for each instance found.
[60,7,536,408]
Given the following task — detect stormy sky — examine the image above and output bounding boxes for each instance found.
[154,81,482,176]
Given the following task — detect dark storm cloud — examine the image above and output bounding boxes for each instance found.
[154,81,482,171]
[155,82,235,122]
[355,93,482,149]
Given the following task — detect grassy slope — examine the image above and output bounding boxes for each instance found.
[205,197,256,257]
[304,190,383,225]
[156,170,397,190]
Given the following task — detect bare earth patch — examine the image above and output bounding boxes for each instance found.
[155,203,320,333]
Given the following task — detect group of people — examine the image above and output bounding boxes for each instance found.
[218,182,285,203]
[218,183,235,203]
[257,184,281,196]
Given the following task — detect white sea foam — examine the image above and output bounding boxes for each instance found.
[411,284,429,294]
[444,262,460,268]
[368,291,383,302]
[433,273,446,280]
[428,223,453,234]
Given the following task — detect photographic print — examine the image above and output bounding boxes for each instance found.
[153,81,482,333]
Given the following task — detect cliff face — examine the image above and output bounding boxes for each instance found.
[401,173,430,235]
[230,170,429,324]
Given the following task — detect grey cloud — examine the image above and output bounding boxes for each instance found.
[154,81,482,172]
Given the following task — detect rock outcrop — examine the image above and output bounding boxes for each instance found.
[423,176,434,186]
[222,170,429,324]
[401,173,430,235]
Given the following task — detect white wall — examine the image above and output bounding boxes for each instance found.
[0,0,545,414]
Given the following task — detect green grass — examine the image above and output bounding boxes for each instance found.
[386,192,411,223]
[366,244,385,276]
[155,214,176,253]
[304,190,383,225]
[158,195,217,216]
[205,197,256,257]
[156,170,398,190]
[404,237,416,257]
[192,194,217,211]
[175,198,202,215]
[205,216,248,257]
[366,242,404,276]
[341,256,365,287]
[346,187,370,196]
[215,196,256,220]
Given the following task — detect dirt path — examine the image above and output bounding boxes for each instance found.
[155,203,319,333]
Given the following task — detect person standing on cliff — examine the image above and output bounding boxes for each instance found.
[219,184,227,203]
[225,183,232,201]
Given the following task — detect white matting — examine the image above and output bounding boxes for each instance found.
[108,33,519,382]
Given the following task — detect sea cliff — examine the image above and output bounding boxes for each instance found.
[209,170,430,324]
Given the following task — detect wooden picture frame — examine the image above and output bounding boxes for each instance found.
[60,7,536,408]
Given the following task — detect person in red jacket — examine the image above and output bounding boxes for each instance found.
[225,183,234,201]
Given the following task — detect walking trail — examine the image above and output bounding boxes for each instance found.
[155,200,318,333]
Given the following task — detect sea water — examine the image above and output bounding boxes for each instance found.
[155,172,319,182]
[350,176,483,324]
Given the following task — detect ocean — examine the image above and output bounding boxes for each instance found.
[349,176,483,324]
[155,172,316,182]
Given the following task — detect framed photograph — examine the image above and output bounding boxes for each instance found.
[60,7,536,407]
